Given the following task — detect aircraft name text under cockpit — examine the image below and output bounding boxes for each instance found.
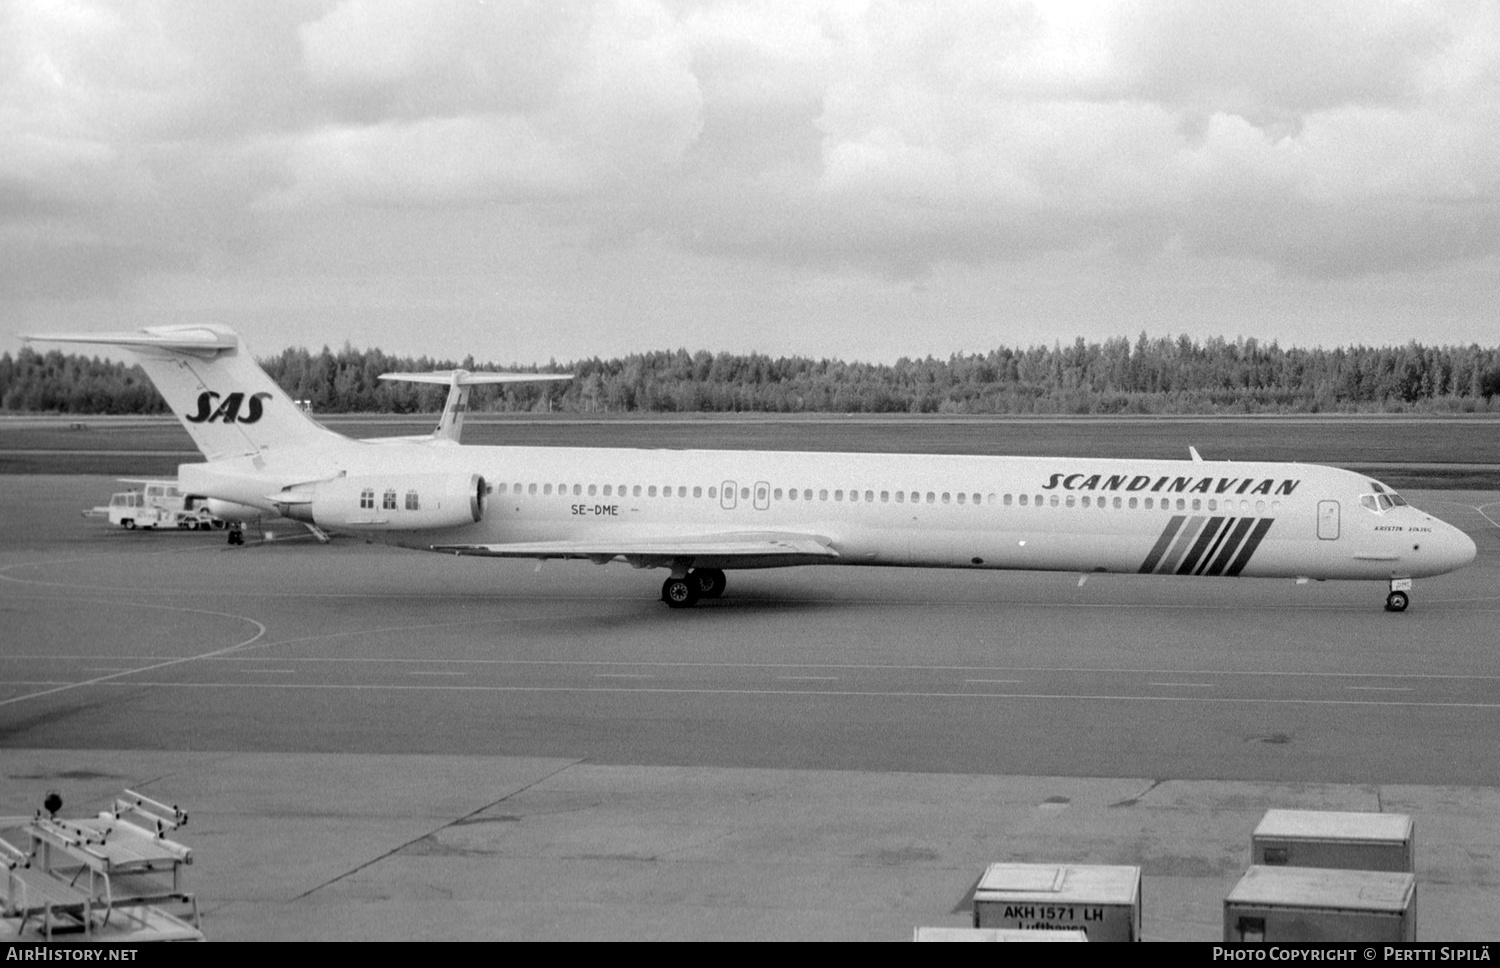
[1041,473,1300,496]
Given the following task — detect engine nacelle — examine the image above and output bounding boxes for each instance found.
[205,499,272,523]
[272,473,485,531]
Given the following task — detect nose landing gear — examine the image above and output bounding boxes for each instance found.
[1385,578,1411,612]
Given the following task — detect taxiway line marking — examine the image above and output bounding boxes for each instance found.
[7,654,1498,682]
[0,597,268,708]
[74,680,1500,710]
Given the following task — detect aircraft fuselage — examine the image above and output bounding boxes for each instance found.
[180,441,1477,585]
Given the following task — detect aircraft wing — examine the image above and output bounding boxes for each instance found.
[432,531,839,568]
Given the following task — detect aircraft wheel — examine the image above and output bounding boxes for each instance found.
[228,529,244,546]
[692,569,727,599]
[661,577,700,609]
[1385,590,1409,613]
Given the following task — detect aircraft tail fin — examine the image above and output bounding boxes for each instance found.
[378,370,572,443]
[23,325,340,461]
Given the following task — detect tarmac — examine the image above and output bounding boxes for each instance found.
[6,750,1498,941]
[2,476,1498,941]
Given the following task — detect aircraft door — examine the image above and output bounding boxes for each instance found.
[754,481,770,511]
[1317,500,1340,540]
[721,480,737,510]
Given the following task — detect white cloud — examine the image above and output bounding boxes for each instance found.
[4,0,1500,353]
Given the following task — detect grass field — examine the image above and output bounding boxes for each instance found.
[3,412,1498,488]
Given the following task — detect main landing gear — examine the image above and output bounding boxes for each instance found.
[660,569,727,609]
[227,525,245,546]
[1384,578,1411,613]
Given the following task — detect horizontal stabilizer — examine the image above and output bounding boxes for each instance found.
[379,369,573,443]
[24,327,238,357]
[378,371,573,386]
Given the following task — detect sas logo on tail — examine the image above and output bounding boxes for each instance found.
[186,391,273,424]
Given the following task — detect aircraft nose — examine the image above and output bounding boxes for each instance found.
[1442,523,1478,572]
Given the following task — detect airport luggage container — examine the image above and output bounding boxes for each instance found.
[1224,865,1416,942]
[914,926,1087,941]
[1252,809,1414,872]
[971,863,1140,941]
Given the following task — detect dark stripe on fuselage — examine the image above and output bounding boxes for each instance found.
[1176,516,1226,575]
[1158,515,1206,575]
[1225,518,1275,577]
[1138,516,1186,573]
[1204,517,1256,577]
[1193,517,1238,576]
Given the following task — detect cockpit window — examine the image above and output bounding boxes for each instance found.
[1361,480,1409,514]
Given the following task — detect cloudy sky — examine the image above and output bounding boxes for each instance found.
[4,0,1498,365]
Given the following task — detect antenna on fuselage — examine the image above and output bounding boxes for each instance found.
[378,369,574,443]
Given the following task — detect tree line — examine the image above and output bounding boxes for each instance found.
[5,335,1500,416]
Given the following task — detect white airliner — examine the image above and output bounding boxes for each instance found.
[27,325,1476,611]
